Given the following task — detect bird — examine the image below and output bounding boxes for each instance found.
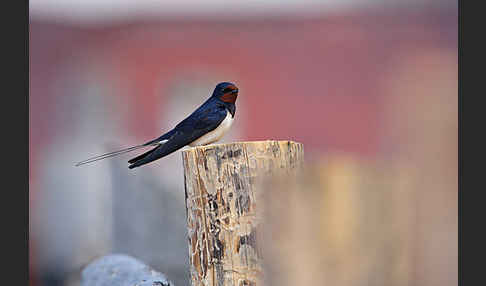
[75,82,239,169]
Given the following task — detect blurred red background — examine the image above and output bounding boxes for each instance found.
[30,2,457,286]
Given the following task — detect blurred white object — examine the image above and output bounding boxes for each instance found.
[30,0,455,26]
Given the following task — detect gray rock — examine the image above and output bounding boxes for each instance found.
[81,254,173,286]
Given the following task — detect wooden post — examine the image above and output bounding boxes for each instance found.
[182,140,304,286]
[261,158,417,286]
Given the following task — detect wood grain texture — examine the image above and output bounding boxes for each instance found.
[182,141,304,286]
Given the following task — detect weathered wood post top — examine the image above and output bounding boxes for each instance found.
[182,140,304,286]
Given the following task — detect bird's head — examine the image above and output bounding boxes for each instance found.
[213,82,239,104]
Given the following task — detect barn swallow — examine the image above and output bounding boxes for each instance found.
[75,82,239,169]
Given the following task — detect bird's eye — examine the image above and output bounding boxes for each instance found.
[223,88,232,93]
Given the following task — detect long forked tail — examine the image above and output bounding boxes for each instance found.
[75,144,151,166]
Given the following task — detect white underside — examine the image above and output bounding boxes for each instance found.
[189,110,234,147]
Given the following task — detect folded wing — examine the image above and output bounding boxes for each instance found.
[128,103,227,169]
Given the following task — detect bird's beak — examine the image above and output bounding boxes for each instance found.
[231,89,239,94]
